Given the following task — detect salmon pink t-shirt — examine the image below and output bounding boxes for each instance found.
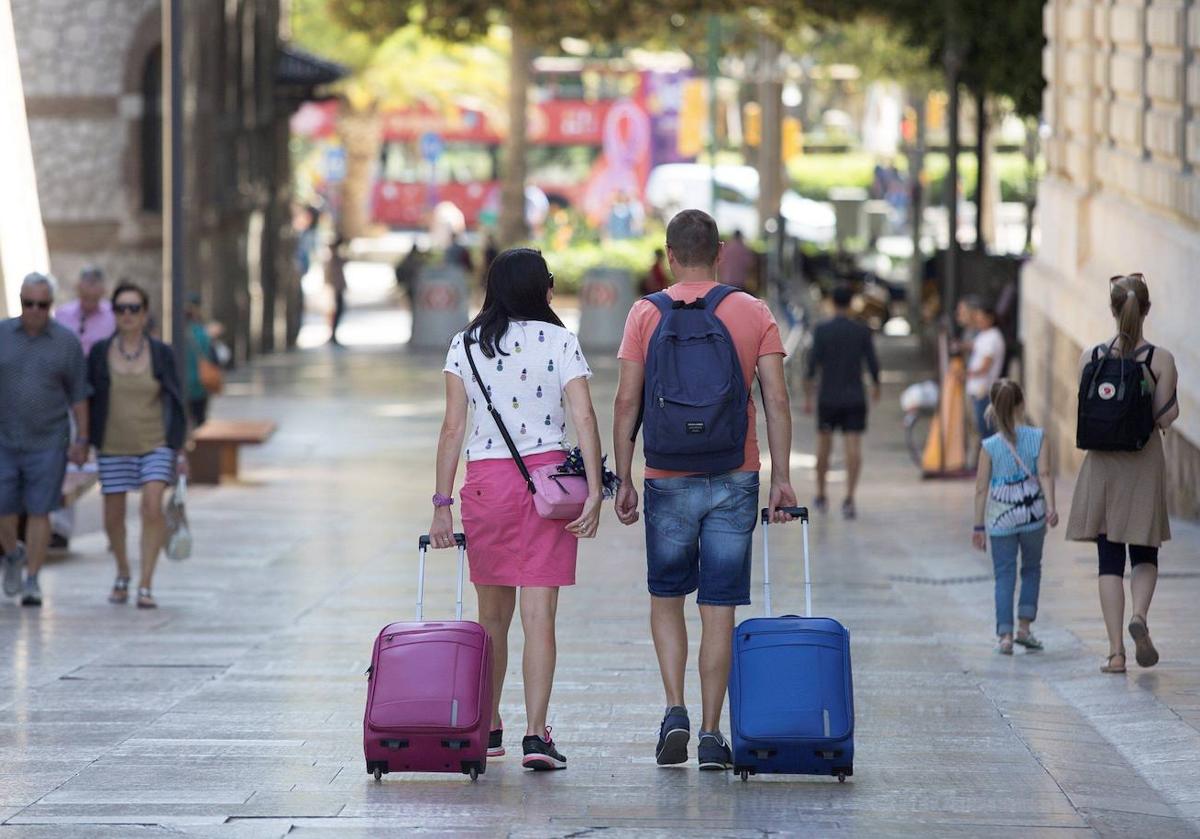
[617,281,786,479]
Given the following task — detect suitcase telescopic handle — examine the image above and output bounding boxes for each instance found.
[416,533,468,622]
[759,507,811,619]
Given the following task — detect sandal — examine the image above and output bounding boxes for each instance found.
[1015,632,1044,651]
[1128,615,1159,668]
[136,587,157,610]
[1100,651,1127,674]
[997,638,1014,655]
[108,576,130,604]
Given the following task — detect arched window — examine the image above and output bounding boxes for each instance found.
[141,46,162,213]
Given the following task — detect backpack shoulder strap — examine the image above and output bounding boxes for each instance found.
[702,283,740,309]
[645,291,673,314]
[1140,344,1159,384]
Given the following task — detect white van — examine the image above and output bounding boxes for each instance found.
[644,163,835,245]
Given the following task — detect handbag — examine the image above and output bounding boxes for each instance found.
[199,357,224,395]
[165,475,193,560]
[985,434,1046,533]
[464,340,589,520]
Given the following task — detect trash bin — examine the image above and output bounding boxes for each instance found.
[577,267,636,353]
[410,263,470,350]
[829,187,869,250]
[864,199,890,247]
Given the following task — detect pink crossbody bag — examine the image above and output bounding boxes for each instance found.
[464,340,588,520]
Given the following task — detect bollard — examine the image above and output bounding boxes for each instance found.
[577,267,636,353]
[410,263,470,350]
[828,187,868,251]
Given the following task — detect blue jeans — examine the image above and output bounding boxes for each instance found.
[643,471,759,606]
[989,527,1045,636]
[972,396,991,439]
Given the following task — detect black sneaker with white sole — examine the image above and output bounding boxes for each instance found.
[697,731,733,771]
[655,705,690,766]
[487,728,505,757]
[521,728,566,770]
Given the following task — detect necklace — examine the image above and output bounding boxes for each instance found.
[117,335,146,362]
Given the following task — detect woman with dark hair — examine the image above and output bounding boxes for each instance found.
[1068,273,1180,673]
[430,248,603,771]
[87,283,188,609]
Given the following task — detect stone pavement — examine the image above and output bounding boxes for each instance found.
[2,318,1199,837]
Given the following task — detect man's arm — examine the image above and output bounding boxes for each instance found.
[802,329,821,412]
[69,400,89,465]
[612,359,644,525]
[757,353,798,523]
[865,329,881,402]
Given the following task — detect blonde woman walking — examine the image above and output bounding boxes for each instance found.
[1068,273,1179,673]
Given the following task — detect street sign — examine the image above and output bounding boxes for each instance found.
[420,131,444,162]
[323,146,346,183]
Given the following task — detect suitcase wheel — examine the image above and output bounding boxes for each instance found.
[373,767,382,782]
[737,767,751,782]
[469,766,479,781]
[837,771,846,783]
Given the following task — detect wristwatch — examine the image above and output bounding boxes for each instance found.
[432,493,454,508]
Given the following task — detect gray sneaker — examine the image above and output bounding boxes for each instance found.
[3,544,26,597]
[697,730,733,771]
[20,577,42,608]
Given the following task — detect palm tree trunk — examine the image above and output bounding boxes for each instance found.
[499,18,531,246]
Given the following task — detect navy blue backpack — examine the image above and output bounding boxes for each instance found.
[639,285,749,473]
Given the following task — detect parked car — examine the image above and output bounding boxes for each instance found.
[644,163,835,245]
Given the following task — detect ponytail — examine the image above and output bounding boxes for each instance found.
[1109,273,1150,356]
[986,379,1024,443]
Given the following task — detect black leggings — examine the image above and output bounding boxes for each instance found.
[1097,534,1159,577]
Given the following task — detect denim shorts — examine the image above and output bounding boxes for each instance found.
[644,470,759,606]
[0,444,68,516]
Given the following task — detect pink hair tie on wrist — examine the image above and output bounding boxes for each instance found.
[432,493,454,508]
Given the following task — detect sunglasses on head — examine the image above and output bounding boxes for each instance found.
[113,302,144,315]
[20,299,50,311]
[1109,272,1145,284]
[548,272,555,288]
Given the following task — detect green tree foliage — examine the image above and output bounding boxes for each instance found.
[806,0,1045,116]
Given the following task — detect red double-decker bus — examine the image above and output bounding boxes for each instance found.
[293,56,692,230]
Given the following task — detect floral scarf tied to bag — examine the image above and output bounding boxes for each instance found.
[985,436,1045,533]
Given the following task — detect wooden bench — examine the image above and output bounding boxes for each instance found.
[189,420,277,484]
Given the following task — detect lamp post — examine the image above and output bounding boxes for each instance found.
[707,14,720,210]
[162,0,186,383]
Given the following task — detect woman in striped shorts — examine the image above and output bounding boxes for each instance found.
[87,283,188,608]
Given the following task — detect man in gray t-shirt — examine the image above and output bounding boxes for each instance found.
[0,273,90,607]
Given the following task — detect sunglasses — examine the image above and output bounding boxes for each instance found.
[1109,272,1145,284]
[548,272,555,288]
[20,299,50,311]
[113,302,144,315]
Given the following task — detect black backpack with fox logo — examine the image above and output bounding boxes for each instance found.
[1076,341,1167,452]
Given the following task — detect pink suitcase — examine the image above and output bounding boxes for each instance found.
[364,533,493,781]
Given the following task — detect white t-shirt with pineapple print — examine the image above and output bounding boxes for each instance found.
[444,321,593,462]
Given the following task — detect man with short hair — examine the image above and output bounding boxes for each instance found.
[0,273,90,607]
[613,209,798,771]
[54,265,116,356]
[803,284,880,520]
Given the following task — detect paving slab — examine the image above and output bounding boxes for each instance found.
[1,328,1198,836]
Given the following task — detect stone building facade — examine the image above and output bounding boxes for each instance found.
[1023,0,1200,518]
[9,0,337,359]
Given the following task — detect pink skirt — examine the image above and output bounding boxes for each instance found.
[460,450,578,587]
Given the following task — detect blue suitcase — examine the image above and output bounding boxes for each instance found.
[729,506,854,782]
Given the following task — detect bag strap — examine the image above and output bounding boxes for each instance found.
[463,339,536,496]
[998,431,1038,485]
[1155,389,1178,421]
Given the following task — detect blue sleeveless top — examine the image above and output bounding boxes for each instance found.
[982,426,1045,536]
